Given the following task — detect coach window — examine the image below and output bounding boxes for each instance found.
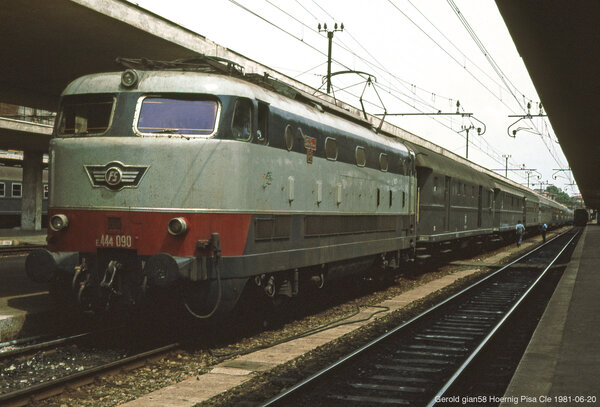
[12,182,22,198]
[379,153,388,171]
[284,124,294,151]
[355,146,366,167]
[325,137,338,160]
[43,184,49,199]
[0,182,4,197]
[433,177,438,192]
[231,98,252,140]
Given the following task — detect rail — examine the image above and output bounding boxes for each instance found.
[260,229,579,406]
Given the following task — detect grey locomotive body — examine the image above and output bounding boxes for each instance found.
[26,59,417,315]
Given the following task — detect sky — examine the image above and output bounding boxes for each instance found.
[128,0,577,195]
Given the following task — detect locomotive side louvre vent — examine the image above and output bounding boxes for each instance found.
[84,162,149,191]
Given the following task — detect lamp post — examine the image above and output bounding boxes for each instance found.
[459,120,484,160]
[318,22,344,94]
[502,154,511,177]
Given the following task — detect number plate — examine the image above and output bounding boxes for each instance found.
[96,234,133,248]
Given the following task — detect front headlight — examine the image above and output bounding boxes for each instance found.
[49,214,69,232]
[168,217,188,236]
[121,69,139,88]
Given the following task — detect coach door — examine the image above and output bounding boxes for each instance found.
[255,100,269,144]
[477,185,483,227]
[444,176,451,231]
[493,188,501,229]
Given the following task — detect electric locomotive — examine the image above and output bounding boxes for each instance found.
[26,57,417,316]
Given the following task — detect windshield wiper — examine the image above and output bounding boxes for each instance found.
[152,128,181,134]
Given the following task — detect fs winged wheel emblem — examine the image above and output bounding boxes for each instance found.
[84,161,149,191]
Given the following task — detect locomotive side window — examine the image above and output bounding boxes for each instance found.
[379,153,388,171]
[231,98,252,140]
[284,125,294,150]
[325,137,338,160]
[58,94,114,136]
[355,146,366,167]
[137,97,218,137]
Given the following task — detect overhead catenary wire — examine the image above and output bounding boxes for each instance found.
[445,0,567,170]
[385,0,517,114]
[261,0,538,177]
[264,0,457,113]
[447,0,523,111]
[224,0,567,187]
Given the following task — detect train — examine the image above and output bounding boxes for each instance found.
[25,56,572,317]
[0,165,48,228]
[406,140,572,257]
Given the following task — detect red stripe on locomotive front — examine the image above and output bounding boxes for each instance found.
[47,210,252,257]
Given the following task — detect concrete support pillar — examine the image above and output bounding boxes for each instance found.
[21,151,43,230]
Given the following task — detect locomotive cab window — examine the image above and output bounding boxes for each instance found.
[57,94,115,137]
[231,98,252,140]
[137,96,218,137]
[256,101,269,144]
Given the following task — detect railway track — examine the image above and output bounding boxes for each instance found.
[261,229,580,407]
[0,244,45,257]
[0,332,93,359]
[0,329,178,407]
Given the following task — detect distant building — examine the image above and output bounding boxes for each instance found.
[0,103,55,126]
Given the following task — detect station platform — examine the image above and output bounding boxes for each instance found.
[0,228,50,342]
[501,225,600,406]
[0,227,47,247]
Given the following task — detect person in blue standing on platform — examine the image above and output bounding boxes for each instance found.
[515,220,525,247]
[540,222,548,242]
